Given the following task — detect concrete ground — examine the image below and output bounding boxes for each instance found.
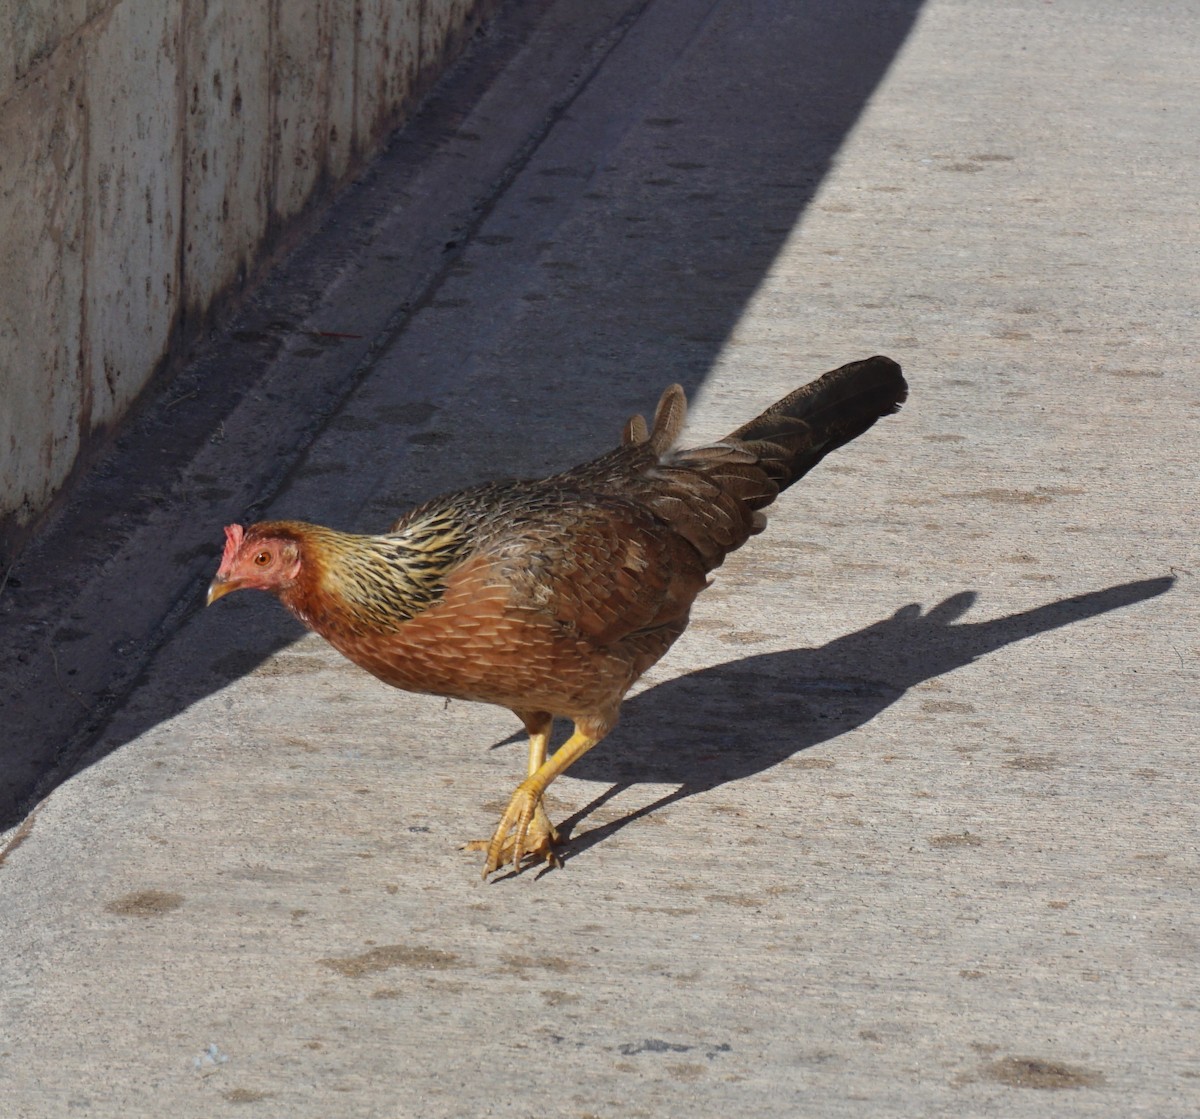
[1,0,1197,1115]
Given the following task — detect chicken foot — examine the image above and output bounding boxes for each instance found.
[466,716,603,878]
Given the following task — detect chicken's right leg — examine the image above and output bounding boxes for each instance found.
[462,710,559,870]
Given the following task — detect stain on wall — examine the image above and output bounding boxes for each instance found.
[0,0,494,563]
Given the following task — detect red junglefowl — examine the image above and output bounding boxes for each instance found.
[207,356,907,878]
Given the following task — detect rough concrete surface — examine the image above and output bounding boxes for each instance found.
[1,0,1198,1115]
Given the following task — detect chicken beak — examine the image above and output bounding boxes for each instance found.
[206,575,236,606]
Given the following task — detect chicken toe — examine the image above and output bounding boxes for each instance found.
[464,783,560,878]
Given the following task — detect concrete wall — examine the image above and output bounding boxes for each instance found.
[0,0,489,563]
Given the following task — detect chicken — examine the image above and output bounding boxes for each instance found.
[207,356,907,877]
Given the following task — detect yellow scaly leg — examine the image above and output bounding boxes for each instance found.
[464,711,561,873]
[480,725,602,879]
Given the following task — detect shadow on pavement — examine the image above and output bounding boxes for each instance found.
[552,576,1175,861]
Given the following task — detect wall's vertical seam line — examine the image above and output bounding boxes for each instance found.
[266,0,279,241]
[350,0,361,166]
[76,13,94,454]
[176,0,189,331]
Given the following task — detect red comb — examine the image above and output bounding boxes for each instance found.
[219,524,245,569]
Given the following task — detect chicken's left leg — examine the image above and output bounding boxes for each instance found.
[478,720,607,879]
[463,710,560,871]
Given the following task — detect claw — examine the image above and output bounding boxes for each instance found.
[464,781,560,878]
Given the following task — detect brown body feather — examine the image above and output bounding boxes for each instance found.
[209,356,907,875]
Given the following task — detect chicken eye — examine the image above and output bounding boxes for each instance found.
[254,550,272,567]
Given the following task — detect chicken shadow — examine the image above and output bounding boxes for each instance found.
[544,576,1174,862]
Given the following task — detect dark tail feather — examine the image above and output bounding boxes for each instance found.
[726,355,907,499]
[625,358,906,570]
